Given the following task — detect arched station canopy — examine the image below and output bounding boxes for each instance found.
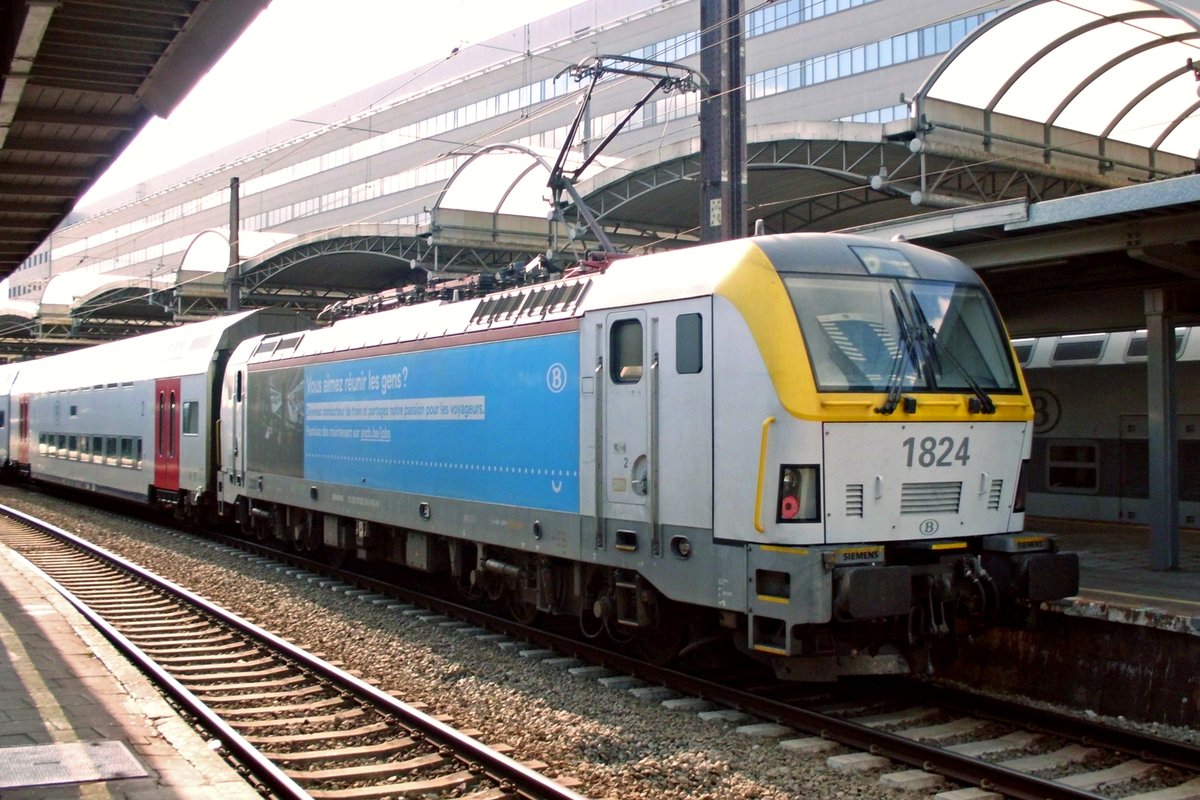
[428,143,631,259]
[175,228,294,320]
[235,145,628,318]
[912,0,1200,179]
[235,224,433,314]
[0,300,38,340]
[586,1,1200,239]
[37,270,175,340]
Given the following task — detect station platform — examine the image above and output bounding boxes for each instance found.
[0,543,261,799]
[1029,518,1200,633]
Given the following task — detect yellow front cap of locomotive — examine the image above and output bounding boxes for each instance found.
[713,242,1032,423]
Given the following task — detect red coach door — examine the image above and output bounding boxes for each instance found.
[154,377,181,492]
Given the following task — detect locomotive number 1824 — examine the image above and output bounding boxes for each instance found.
[902,436,971,468]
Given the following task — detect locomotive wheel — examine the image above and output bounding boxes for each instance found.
[631,595,688,666]
[325,546,348,569]
[632,626,685,666]
[507,593,539,625]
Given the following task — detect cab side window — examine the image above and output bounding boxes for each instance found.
[676,313,702,374]
[610,320,643,383]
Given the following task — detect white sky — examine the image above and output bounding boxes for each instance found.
[81,0,579,205]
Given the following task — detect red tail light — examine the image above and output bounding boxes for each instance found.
[777,465,820,523]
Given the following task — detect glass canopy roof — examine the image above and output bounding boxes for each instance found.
[437,144,620,218]
[917,0,1200,158]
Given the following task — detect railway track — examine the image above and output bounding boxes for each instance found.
[0,505,587,800]
[4,494,1195,800]
[170,525,1200,800]
[4,494,1198,800]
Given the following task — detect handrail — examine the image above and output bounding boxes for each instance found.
[754,416,776,533]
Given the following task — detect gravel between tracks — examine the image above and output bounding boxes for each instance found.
[1,487,1195,799]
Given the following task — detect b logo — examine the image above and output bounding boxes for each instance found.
[919,519,939,536]
[546,363,567,393]
[1030,389,1060,434]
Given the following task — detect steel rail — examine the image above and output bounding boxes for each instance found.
[0,504,308,800]
[34,497,1190,800]
[210,535,1196,800]
[907,680,1200,773]
[0,503,589,800]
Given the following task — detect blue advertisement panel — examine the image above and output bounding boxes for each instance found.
[302,332,580,512]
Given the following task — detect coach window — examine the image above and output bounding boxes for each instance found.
[105,437,117,466]
[157,391,165,455]
[38,434,46,456]
[169,390,177,457]
[676,313,703,374]
[1125,328,1187,360]
[0,410,6,427]
[120,437,134,467]
[81,437,90,460]
[1011,339,1035,366]
[182,401,199,436]
[68,436,78,458]
[1051,334,1105,363]
[1046,441,1099,493]
[611,319,643,383]
[136,438,143,469]
[92,436,102,462]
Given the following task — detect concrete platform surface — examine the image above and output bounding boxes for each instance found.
[1034,522,1200,631]
[0,543,261,799]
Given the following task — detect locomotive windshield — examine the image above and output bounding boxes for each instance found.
[784,275,1020,394]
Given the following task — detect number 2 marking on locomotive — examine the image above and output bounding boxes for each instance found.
[902,436,970,468]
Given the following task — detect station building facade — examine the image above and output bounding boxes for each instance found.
[10,0,1017,304]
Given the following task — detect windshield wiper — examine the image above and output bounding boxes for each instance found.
[909,291,995,414]
[875,291,919,415]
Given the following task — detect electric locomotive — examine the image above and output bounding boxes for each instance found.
[216,232,1079,680]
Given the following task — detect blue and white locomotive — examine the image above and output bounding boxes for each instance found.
[2,233,1079,679]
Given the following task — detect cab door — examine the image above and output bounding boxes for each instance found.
[603,312,651,524]
[225,367,247,488]
[154,377,181,491]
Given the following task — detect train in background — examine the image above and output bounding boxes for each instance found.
[1015,329,1200,530]
[0,233,1078,681]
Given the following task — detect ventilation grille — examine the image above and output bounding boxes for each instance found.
[901,481,962,515]
[470,279,591,325]
[845,484,864,518]
[987,479,1004,510]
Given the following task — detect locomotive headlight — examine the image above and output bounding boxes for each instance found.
[777,465,820,523]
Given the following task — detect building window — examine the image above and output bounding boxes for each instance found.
[1046,441,1099,493]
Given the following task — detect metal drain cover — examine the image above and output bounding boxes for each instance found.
[0,740,148,788]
